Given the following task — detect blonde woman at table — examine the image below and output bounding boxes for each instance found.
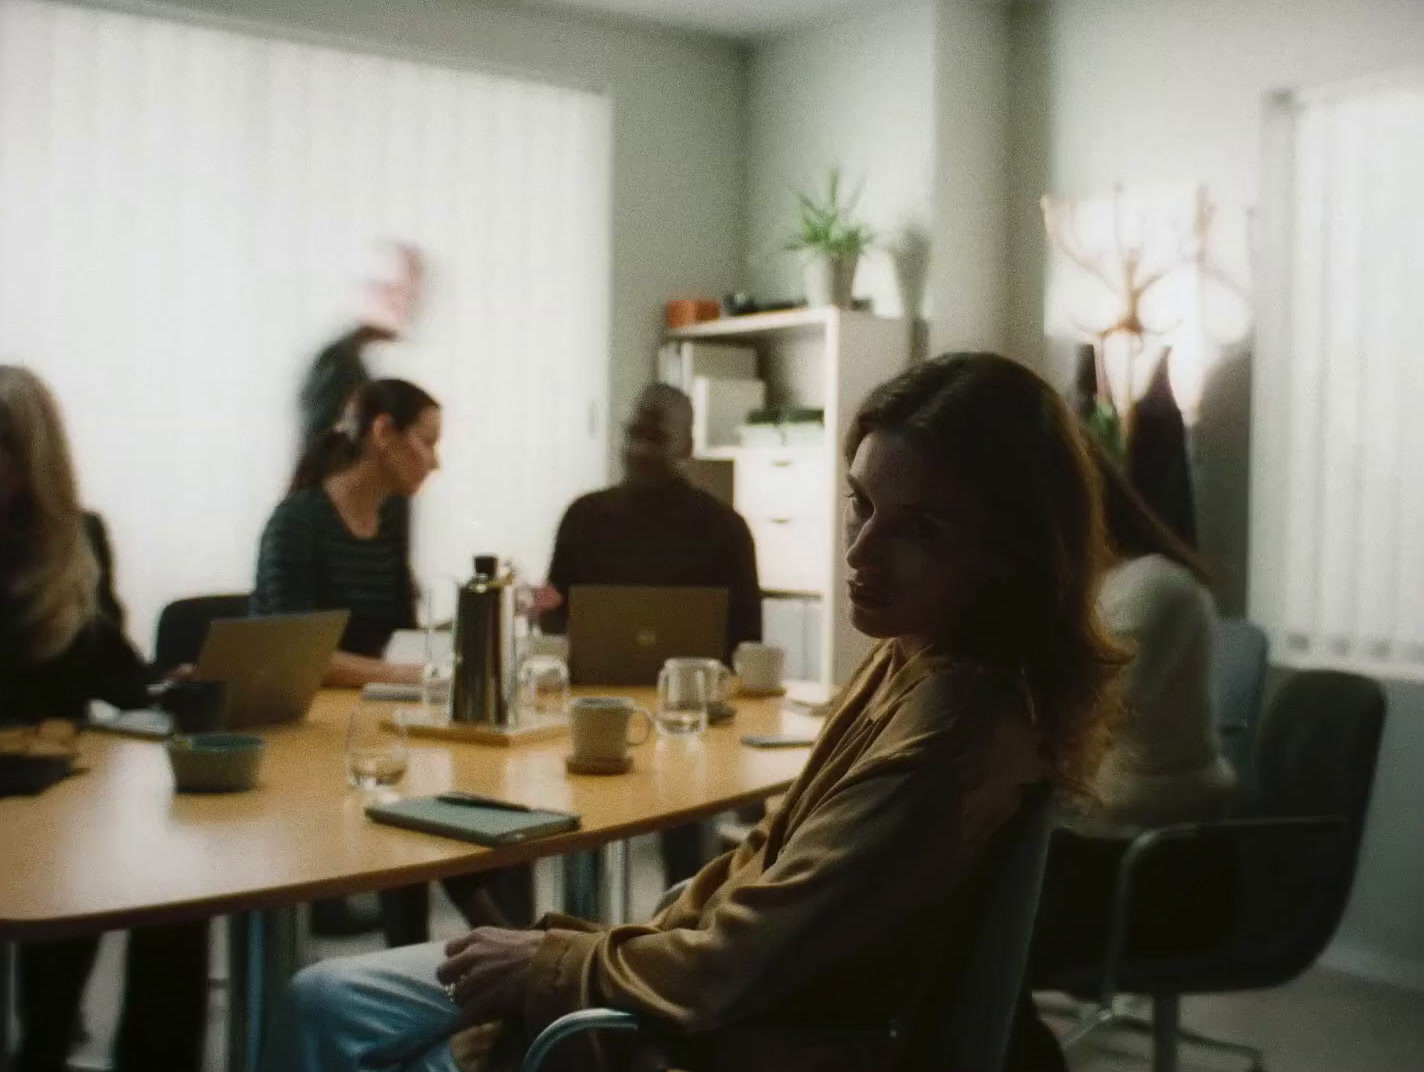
[259,353,1128,1072]
[0,365,210,1072]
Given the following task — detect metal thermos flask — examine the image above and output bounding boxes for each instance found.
[450,555,517,726]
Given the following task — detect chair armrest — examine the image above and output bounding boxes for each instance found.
[1094,815,1349,1003]
[522,1009,643,1072]
[655,878,694,916]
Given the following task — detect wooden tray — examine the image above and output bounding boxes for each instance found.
[382,713,569,747]
[737,684,786,699]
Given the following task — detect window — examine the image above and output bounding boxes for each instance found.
[1252,77,1424,677]
[0,0,612,645]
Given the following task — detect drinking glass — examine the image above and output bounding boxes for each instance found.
[420,578,457,724]
[420,645,454,725]
[518,654,570,722]
[656,658,710,738]
[346,701,408,789]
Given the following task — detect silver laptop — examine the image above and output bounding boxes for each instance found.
[195,610,348,728]
[567,585,727,686]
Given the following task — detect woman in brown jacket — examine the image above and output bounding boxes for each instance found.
[260,352,1126,1072]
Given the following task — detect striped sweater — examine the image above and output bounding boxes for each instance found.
[252,487,414,657]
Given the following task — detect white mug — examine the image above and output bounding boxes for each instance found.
[734,642,785,693]
[569,697,653,763]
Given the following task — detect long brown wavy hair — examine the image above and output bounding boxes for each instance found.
[846,352,1128,795]
[1085,433,1211,585]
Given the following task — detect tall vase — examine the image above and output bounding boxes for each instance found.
[803,252,859,308]
[803,254,833,307]
[830,252,859,308]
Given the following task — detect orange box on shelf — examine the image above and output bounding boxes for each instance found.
[665,298,722,330]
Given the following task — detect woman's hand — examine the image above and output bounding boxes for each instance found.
[436,927,543,1024]
[390,661,424,686]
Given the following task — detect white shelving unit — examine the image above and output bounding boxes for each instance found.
[665,308,911,689]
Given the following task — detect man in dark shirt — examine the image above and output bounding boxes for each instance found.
[539,384,762,661]
[539,383,762,883]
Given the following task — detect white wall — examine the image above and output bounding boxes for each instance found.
[745,0,1011,352]
[930,0,1009,353]
[1006,0,1424,989]
[746,0,937,319]
[1323,677,1424,991]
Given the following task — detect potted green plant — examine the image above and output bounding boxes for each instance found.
[785,170,873,308]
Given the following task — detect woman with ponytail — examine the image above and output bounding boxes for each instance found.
[259,379,530,945]
[254,378,440,688]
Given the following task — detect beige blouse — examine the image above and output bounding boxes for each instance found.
[456,641,1047,1071]
[1085,554,1236,831]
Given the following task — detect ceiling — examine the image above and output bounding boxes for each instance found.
[521,0,881,38]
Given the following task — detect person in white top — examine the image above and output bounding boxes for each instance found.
[1087,440,1236,829]
[1020,436,1238,1072]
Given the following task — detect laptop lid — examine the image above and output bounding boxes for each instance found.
[194,610,348,728]
[567,585,728,687]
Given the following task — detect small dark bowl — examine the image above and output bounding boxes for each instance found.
[167,732,264,793]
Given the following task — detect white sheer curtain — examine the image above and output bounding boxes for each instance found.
[0,0,611,649]
[1253,78,1424,676]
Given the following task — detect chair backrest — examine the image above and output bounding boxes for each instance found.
[1211,618,1268,731]
[153,594,250,675]
[1196,670,1385,989]
[906,782,1055,1071]
[1257,669,1385,837]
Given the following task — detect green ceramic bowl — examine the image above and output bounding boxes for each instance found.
[166,732,265,793]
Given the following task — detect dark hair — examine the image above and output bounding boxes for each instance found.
[290,378,438,492]
[1084,433,1211,584]
[846,352,1128,795]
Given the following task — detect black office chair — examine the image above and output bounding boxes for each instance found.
[1046,670,1386,1072]
[152,593,250,675]
[522,783,1056,1072]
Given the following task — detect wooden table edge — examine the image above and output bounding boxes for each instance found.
[0,779,792,940]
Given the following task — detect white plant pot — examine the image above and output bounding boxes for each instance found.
[802,252,859,308]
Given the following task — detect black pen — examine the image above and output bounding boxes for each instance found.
[436,791,532,813]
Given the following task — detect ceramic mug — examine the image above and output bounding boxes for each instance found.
[734,642,785,693]
[569,697,653,764]
[157,679,227,734]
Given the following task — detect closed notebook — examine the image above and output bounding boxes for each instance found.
[365,796,580,847]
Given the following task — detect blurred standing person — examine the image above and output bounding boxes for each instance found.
[299,242,425,447]
[292,243,426,937]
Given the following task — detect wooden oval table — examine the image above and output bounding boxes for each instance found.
[0,688,822,1071]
